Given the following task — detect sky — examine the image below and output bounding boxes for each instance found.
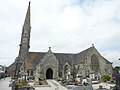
[0,0,120,67]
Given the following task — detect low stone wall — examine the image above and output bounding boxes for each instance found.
[17,87,35,90]
[34,84,51,87]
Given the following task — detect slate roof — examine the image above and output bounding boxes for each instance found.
[75,47,92,64]
[54,53,75,70]
[27,52,75,70]
[26,46,112,70]
[26,52,45,69]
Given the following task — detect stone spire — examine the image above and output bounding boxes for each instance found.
[18,1,31,61]
[14,2,31,80]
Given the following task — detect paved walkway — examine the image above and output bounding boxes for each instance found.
[0,78,68,90]
[92,82,115,90]
[42,81,114,90]
[0,77,11,90]
[35,80,68,90]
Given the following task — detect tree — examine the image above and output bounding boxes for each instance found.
[113,66,120,74]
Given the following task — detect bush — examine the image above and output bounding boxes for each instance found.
[15,80,28,88]
[102,75,110,82]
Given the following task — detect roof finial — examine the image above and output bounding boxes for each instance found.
[49,47,51,51]
[92,44,94,46]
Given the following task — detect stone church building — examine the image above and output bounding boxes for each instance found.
[8,2,113,81]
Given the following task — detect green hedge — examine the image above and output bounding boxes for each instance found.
[102,75,110,82]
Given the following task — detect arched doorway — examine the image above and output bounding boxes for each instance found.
[46,68,53,79]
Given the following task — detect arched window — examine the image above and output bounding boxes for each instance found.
[63,64,71,80]
[64,65,69,74]
[91,54,99,72]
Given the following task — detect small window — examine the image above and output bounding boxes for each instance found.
[31,71,33,76]
[27,71,29,76]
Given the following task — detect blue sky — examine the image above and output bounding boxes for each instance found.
[0,0,120,66]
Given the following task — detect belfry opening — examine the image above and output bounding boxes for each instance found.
[46,68,53,79]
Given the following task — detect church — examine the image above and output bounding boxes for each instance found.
[8,2,113,81]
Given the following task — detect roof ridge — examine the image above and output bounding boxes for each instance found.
[77,46,93,54]
[29,46,94,55]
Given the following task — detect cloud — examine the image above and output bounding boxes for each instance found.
[101,51,120,66]
[0,0,120,66]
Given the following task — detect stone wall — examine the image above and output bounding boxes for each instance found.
[39,48,59,79]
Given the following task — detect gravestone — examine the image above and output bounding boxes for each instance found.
[34,67,40,85]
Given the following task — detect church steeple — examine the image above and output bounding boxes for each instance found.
[18,2,31,61]
[23,1,30,28]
